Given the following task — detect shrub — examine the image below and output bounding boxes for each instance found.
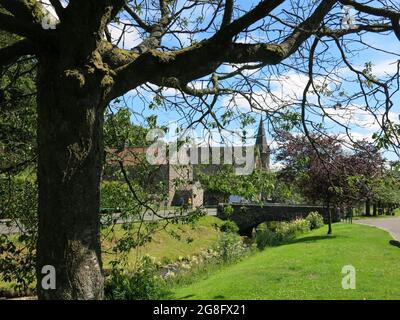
[291,218,311,234]
[104,256,168,300]
[275,221,296,242]
[277,219,310,241]
[306,211,324,230]
[215,232,247,263]
[219,220,239,234]
[223,205,234,215]
[255,223,279,249]
[255,218,311,249]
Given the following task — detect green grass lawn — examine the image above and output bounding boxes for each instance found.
[171,223,400,300]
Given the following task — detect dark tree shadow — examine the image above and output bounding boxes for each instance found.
[213,295,225,299]
[177,294,195,299]
[288,235,337,245]
[389,240,400,248]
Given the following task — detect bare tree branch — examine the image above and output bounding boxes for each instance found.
[0,38,34,66]
[214,0,284,41]
[124,4,152,32]
[339,0,400,20]
[49,0,64,19]
[109,0,337,99]
[0,0,45,24]
[221,0,234,27]
[0,11,44,39]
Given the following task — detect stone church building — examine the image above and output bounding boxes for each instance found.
[105,120,270,207]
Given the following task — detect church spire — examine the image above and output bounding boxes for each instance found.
[256,118,268,154]
[255,118,270,170]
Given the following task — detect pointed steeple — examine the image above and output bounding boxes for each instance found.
[255,118,270,170]
[255,118,268,154]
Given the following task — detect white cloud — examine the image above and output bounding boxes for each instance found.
[221,72,311,112]
[325,104,379,131]
[372,60,399,76]
[160,81,211,97]
[108,20,142,49]
[339,131,372,141]
[220,69,399,138]
[325,105,399,134]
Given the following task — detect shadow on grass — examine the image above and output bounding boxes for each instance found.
[175,294,195,299]
[288,235,337,245]
[389,240,400,248]
[174,294,226,300]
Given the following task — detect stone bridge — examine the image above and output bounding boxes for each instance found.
[217,203,339,236]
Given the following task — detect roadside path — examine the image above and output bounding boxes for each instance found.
[354,217,400,241]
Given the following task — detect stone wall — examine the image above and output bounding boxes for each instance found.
[167,164,205,207]
[217,203,340,236]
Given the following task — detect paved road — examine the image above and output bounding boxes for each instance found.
[0,219,31,236]
[354,217,400,241]
[0,208,218,235]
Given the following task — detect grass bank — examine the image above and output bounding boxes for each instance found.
[102,216,223,268]
[171,223,400,300]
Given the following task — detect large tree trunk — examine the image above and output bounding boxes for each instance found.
[36,56,106,299]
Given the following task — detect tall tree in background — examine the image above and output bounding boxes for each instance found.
[0,0,399,299]
[275,131,387,233]
[373,162,400,213]
[275,131,344,234]
[340,141,384,216]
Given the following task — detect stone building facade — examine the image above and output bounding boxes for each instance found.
[106,120,270,207]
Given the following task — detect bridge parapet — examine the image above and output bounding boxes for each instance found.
[217,203,339,236]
